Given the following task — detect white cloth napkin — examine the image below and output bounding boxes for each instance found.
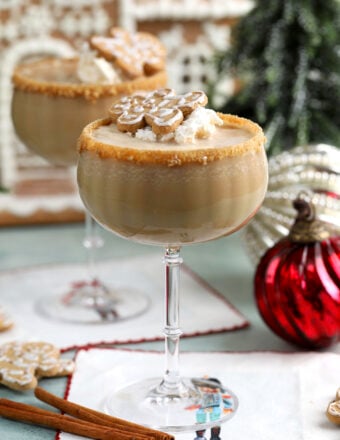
[0,255,247,349]
[58,348,340,440]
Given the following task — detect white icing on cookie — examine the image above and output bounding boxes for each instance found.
[109,88,208,135]
[0,341,74,390]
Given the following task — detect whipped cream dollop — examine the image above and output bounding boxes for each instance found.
[77,50,121,84]
[135,107,223,144]
[174,107,223,143]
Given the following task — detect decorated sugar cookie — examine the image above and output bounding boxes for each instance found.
[0,341,74,391]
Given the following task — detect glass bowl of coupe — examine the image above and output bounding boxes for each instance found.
[77,88,268,431]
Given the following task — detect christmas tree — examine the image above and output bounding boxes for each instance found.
[212,0,340,156]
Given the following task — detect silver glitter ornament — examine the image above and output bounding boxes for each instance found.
[242,144,340,265]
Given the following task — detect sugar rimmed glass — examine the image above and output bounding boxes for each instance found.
[77,113,268,431]
[11,57,166,324]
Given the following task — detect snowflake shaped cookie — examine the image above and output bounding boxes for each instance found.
[109,88,208,135]
[90,27,166,78]
[0,341,74,391]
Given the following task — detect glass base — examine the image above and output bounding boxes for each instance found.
[104,376,238,433]
[36,279,150,324]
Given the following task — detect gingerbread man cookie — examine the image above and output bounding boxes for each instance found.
[109,88,208,135]
[327,388,340,425]
[0,341,74,391]
[0,307,13,332]
[90,27,166,79]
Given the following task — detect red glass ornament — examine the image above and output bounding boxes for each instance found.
[254,197,340,349]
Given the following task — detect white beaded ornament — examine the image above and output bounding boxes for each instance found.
[243,144,340,265]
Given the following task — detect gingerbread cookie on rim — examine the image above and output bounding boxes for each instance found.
[109,88,208,135]
[90,27,167,79]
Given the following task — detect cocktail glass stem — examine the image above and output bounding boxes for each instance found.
[37,208,150,323]
[161,246,183,394]
[149,246,198,401]
[62,209,112,313]
[104,246,238,429]
[83,210,104,283]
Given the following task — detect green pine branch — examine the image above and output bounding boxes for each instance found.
[210,0,340,156]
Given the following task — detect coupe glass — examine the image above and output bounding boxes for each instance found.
[77,113,268,431]
[11,56,166,324]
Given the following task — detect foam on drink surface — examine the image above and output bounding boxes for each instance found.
[92,123,253,152]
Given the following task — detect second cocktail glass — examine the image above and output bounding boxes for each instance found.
[11,56,167,323]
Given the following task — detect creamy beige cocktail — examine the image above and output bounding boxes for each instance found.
[77,93,267,246]
[10,30,167,323]
[77,89,267,428]
[11,58,166,166]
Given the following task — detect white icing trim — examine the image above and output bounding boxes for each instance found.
[0,193,83,217]
[0,0,22,10]
[119,0,136,32]
[118,0,254,21]
[48,0,102,6]
[157,23,232,94]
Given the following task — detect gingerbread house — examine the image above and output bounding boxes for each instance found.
[0,0,253,225]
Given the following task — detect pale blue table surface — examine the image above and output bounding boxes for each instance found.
[0,223,336,438]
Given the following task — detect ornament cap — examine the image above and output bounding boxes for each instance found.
[289,195,331,243]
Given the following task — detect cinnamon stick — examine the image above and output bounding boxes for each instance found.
[0,400,149,440]
[35,387,174,440]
